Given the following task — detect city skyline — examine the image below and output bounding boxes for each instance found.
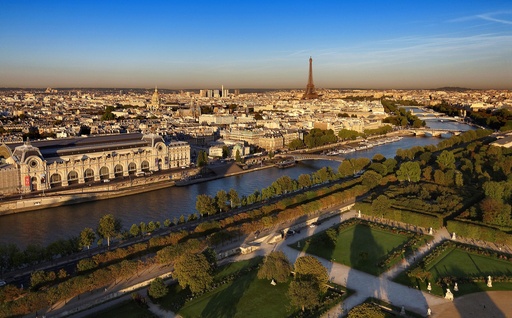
[0,1,511,90]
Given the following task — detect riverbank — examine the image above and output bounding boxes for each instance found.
[0,130,428,216]
[0,162,275,216]
[0,179,177,216]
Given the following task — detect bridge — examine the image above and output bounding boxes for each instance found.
[407,128,465,137]
[276,154,344,162]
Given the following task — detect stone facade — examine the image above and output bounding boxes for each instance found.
[0,133,190,195]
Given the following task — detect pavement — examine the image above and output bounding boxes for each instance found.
[24,210,512,318]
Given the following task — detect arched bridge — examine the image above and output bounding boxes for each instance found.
[408,128,465,137]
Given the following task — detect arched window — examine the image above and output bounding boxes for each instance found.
[68,170,79,184]
[50,173,62,188]
[84,168,94,182]
[31,176,38,191]
[128,162,136,175]
[114,164,123,178]
[141,160,150,172]
[99,166,109,180]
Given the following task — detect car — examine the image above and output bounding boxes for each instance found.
[0,280,6,287]
[102,179,110,183]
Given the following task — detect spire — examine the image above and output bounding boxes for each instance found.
[302,57,319,100]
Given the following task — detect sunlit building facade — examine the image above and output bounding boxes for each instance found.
[0,133,190,195]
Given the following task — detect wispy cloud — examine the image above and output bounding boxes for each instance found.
[450,11,512,25]
[316,32,512,69]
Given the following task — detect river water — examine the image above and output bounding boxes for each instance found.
[0,118,474,248]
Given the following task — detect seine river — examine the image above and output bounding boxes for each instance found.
[0,118,474,248]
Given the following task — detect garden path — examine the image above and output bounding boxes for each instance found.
[228,213,453,317]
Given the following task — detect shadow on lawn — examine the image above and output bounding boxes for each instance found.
[200,268,257,318]
[344,222,428,315]
[346,223,386,304]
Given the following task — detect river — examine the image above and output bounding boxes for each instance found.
[0,118,474,248]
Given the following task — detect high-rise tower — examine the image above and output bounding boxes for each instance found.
[302,57,319,100]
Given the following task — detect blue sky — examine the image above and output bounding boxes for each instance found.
[0,1,511,89]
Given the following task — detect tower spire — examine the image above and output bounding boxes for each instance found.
[302,57,319,100]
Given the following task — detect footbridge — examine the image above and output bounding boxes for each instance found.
[276,154,344,162]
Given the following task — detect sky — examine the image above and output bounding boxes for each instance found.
[0,1,511,90]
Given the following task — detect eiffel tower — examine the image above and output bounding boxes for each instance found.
[302,57,320,100]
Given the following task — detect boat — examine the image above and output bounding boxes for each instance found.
[275,159,296,169]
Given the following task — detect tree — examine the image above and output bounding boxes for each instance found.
[483,181,505,200]
[139,222,147,235]
[215,190,229,212]
[294,256,328,293]
[372,153,386,163]
[361,170,382,189]
[396,161,421,183]
[436,150,455,171]
[222,145,229,159]
[338,160,355,177]
[338,129,360,140]
[196,194,217,216]
[148,277,168,299]
[368,162,387,176]
[372,195,391,218]
[97,214,121,247]
[101,106,116,121]
[79,227,95,250]
[288,279,321,312]
[481,198,511,226]
[288,139,305,150]
[257,251,292,283]
[196,150,208,167]
[298,174,312,189]
[383,158,397,174]
[228,188,241,208]
[173,252,213,294]
[129,224,140,237]
[147,221,156,233]
[235,149,242,162]
[433,169,446,185]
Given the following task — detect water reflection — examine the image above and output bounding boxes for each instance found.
[0,124,475,248]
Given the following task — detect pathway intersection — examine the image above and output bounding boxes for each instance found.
[229,212,452,317]
[29,210,509,317]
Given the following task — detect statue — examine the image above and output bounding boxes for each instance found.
[427,282,432,293]
[400,306,405,315]
[487,276,492,288]
[271,279,276,286]
[358,210,361,218]
[428,227,433,235]
[454,282,458,291]
[444,288,454,301]
[451,232,456,240]
[427,308,432,316]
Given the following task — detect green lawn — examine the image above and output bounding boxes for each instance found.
[90,300,157,318]
[178,270,293,318]
[395,247,512,296]
[295,223,411,275]
[156,256,347,318]
[157,257,297,318]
